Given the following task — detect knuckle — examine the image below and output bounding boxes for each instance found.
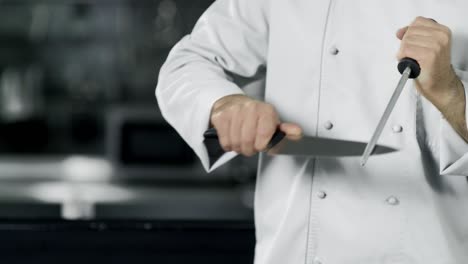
[210,116,224,127]
[212,121,230,133]
[244,100,257,110]
[231,140,241,151]
[240,144,255,155]
[439,32,450,45]
[228,104,241,113]
[210,111,223,121]
[258,126,274,137]
[218,134,229,143]
[442,26,452,35]
[220,141,231,151]
[213,107,233,119]
[262,103,276,114]
[254,142,267,152]
[242,137,255,146]
[413,16,424,23]
[221,146,231,152]
[442,36,450,46]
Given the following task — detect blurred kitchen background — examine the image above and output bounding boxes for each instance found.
[0,0,258,263]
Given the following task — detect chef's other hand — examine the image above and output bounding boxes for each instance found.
[210,94,302,156]
[396,16,461,111]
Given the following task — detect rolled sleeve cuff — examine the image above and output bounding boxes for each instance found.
[191,81,243,172]
[439,68,468,176]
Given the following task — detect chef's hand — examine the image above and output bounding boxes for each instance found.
[210,94,302,156]
[397,17,468,142]
[396,17,462,110]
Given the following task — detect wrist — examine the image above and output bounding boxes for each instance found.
[436,71,464,114]
[438,75,468,142]
[423,67,462,112]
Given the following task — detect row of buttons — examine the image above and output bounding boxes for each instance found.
[322,121,403,133]
[312,194,400,264]
[316,191,400,206]
[326,45,404,133]
[310,45,337,264]
[313,47,401,264]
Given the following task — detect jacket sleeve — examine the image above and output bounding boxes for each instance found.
[440,68,468,176]
[155,0,271,172]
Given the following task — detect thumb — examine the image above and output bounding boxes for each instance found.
[396,26,408,40]
[279,123,303,137]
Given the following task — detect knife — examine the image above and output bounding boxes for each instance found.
[204,127,397,166]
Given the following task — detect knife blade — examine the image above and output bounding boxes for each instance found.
[204,128,397,166]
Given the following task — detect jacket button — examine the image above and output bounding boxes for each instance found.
[323,121,333,130]
[317,191,327,199]
[386,196,399,205]
[392,125,403,133]
[329,46,339,55]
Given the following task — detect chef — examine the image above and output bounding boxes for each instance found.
[156,0,468,263]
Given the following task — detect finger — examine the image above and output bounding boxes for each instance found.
[402,35,438,49]
[405,26,438,38]
[412,18,452,38]
[409,26,450,43]
[240,111,258,157]
[229,106,242,153]
[396,26,408,40]
[411,16,440,28]
[254,115,278,152]
[286,133,303,141]
[211,113,232,152]
[216,121,232,152]
[279,123,303,136]
[397,44,432,63]
[397,25,442,41]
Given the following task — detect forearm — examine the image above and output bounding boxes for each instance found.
[438,75,468,142]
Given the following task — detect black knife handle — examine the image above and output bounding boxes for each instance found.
[203,127,285,161]
[397,57,421,79]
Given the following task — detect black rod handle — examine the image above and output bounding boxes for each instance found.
[397,57,421,79]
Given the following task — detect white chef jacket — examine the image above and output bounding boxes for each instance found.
[156,0,468,263]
